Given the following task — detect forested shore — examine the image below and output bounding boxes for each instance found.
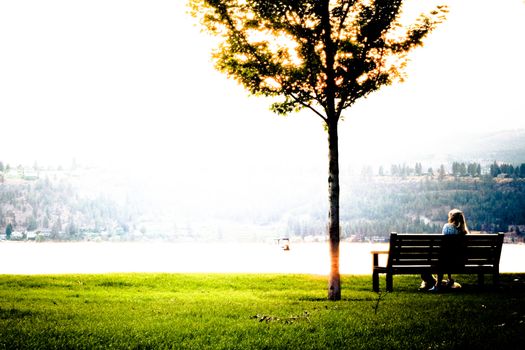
[2,159,525,242]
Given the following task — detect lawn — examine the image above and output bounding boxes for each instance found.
[1,273,524,349]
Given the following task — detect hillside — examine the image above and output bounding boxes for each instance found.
[1,154,525,242]
[0,172,138,241]
[343,175,525,237]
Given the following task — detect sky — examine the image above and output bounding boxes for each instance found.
[1,0,524,174]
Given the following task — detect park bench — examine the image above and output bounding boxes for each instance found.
[372,233,504,292]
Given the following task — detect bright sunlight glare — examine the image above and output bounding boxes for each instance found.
[0,0,524,169]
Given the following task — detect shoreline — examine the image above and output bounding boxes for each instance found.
[0,241,522,275]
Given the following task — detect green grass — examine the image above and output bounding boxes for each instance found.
[1,273,524,349]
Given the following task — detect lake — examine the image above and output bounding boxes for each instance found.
[0,241,524,275]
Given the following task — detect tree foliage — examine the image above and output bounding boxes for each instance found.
[189,0,447,121]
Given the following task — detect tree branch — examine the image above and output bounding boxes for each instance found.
[334,0,355,47]
[289,92,327,123]
[320,0,337,121]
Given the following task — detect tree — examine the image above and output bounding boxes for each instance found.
[51,217,62,239]
[5,223,13,240]
[490,161,501,177]
[26,216,38,231]
[415,162,423,176]
[189,0,446,300]
[467,162,480,177]
[42,216,50,229]
[66,220,78,237]
[438,164,446,181]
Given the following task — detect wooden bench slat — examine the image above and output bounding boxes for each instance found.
[392,247,441,252]
[372,233,503,292]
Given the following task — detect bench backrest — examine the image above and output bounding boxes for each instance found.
[387,233,504,272]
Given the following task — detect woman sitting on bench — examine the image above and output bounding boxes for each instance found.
[420,209,470,291]
[429,208,470,292]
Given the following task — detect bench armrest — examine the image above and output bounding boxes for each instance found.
[371,250,389,255]
[371,250,389,268]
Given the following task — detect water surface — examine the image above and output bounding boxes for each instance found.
[0,241,522,275]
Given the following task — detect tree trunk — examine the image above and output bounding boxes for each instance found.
[320,0,340,301]
[327,119,341,301]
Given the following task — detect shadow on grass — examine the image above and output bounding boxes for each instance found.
[371,273,525,294]
[299,296,377,302]
[0,307,33,320]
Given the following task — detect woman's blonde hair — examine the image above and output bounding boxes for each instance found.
[448,209,470,235]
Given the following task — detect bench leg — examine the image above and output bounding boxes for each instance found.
[478,273,485,287]
[373,270,379,292]
[493,268,500,287]
[386,273,393,292]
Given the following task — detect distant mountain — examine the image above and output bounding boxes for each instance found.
[465,129,525,164]
[414,129,525,166]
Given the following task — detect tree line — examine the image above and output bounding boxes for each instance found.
[377,161,525,178]
[285,176,525,239]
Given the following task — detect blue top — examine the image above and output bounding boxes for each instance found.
[442,223,459,235]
